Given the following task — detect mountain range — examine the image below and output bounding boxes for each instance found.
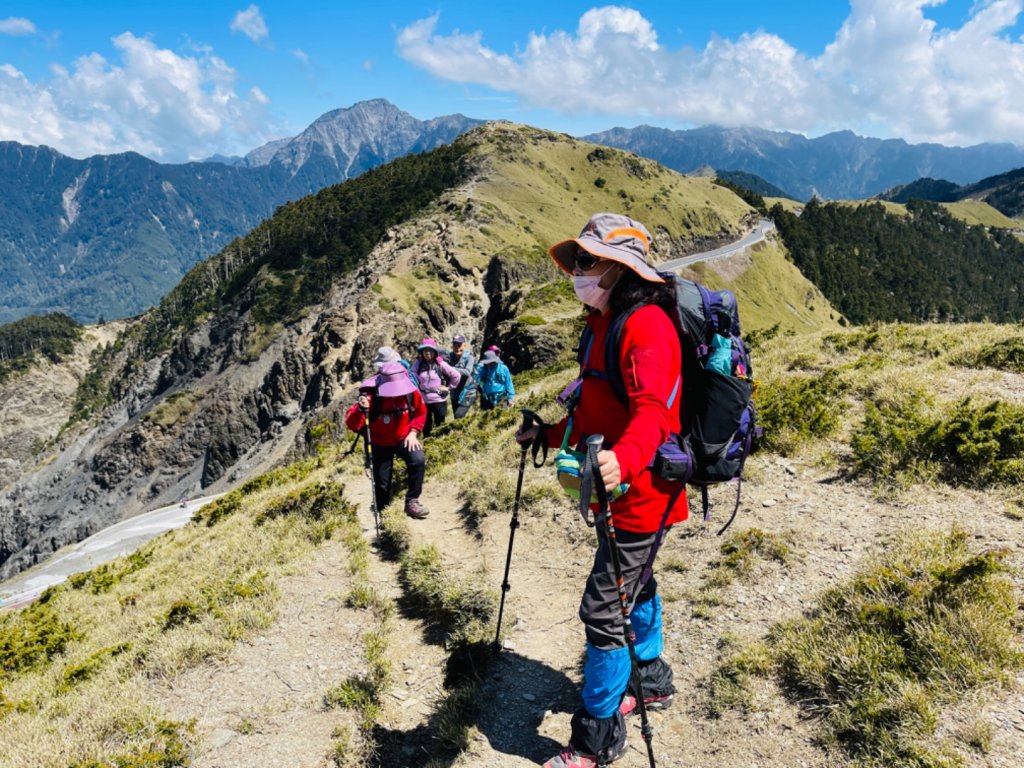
[0,100,482,324]
[3,99,1024,326]
[585,124,1024,202]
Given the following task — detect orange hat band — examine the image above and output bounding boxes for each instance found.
[604,227,649,252]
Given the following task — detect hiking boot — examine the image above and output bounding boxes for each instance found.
[404,498,429,519]
[541,740,627,768]
[618,692,674,718]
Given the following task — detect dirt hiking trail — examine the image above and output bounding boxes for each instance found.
[157,450,1024,768]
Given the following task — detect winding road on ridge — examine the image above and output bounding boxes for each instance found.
[0,218,775,610]
[658,217,775,272]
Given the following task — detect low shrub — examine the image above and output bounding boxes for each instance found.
[399,545,496,644]
[957,336,1024,373]
[850,385,938,486]
[68,719,193,768]
[928,399,1024,486]
[67,551,152,594]
[0,603,82,677]
[255,481,350,543]
[852,394,1024,488]
[757,368,848,453]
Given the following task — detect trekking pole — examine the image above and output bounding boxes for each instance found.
[585,434,657,768]
[491,408,545,654]
[360,410,380,537]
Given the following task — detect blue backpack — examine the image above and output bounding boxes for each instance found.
[579,272,760,534]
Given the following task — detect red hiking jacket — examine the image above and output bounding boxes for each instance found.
[545,304,689,533]
[346,391,427,447]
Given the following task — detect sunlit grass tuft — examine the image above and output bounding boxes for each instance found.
[708,528,1024,768]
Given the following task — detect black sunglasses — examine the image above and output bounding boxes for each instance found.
[573,248,601,271]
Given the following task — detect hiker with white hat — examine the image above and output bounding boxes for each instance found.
[516,213,684,768]
[373,345,417,387]
[345,361,430,519]
[475,348,515,410]
[445,333,478,418]
[411,337,461,437]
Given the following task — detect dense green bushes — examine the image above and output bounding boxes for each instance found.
[956,336,1024,373]
[756,369,848,453]
[852,394,1024,488]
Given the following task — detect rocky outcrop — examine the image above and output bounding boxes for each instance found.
[0,200,497,580]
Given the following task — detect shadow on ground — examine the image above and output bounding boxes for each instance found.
[370,650,577,767]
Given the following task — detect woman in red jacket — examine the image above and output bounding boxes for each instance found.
[519,213,686,768]
[346,361,430,519]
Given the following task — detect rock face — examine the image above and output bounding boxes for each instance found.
[0,206,495,580]
[0,322,125,489]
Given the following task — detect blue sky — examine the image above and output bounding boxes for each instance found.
[1,1,1023,162]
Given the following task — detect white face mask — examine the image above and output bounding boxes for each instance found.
[573,264,619,310]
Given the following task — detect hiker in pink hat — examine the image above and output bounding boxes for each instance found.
[411,337,461,437]
[345,361,430,519]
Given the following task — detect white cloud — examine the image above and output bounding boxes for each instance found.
[0,16,36,35]
[292,48,310,66]
[0,33,276,161]
[397,1,1024,145]
[230,5,269,44]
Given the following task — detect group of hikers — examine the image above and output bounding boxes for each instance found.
[347,212,705,768]
[345,336,516,520]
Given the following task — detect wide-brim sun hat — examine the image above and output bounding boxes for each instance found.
[417,337,440,353]
[376,361,417,397]
[481,350,499,364]
[372,346,401,367]
[549,212,664,283]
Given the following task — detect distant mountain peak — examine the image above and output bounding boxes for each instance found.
[241,98,482,174]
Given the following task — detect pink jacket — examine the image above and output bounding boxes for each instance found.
[412,357,461,404]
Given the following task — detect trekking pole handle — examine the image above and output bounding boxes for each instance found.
[586,434,604,450]
[519,408,537,434]
[519,408,550,467]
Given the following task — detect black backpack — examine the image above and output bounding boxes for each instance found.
[579,271,760,534]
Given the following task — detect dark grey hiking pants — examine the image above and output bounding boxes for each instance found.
[579,526,660,650]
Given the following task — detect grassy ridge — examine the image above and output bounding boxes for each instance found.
[4,321,1024,765]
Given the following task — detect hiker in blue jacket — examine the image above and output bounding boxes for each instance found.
[445,333,478,418]
[475,349,515,410]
